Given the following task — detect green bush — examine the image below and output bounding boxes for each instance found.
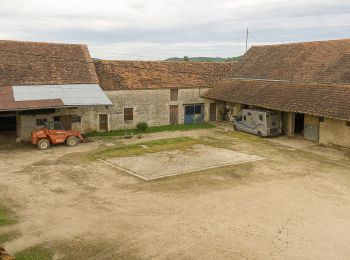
[136,122,148,132]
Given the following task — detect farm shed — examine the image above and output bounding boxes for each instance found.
[0,40,112,142]
[202,39,350,148]
[93,60,233,130]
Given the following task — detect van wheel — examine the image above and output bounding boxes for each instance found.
[257,131,263,137]
[38,139,50,150]
[66,136,79,147]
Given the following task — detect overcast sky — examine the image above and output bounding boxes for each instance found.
[0,0,349,60]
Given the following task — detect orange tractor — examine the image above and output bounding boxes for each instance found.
[31,121,85,150]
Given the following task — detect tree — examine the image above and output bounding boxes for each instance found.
[183,56,189,62]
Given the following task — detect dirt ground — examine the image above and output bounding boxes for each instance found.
[1,126,350,259]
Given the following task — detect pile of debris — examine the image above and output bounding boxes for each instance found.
[0,247,14,260]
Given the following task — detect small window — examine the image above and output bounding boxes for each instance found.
[194,105,202,114]
[346,121,350,127]
[247,112,252,116]
[244,115,246,121]
[124,108,133,121]
[36,118,47,126]
[170,89,178,101]
[259,114,263,121]
[71,115,81,123]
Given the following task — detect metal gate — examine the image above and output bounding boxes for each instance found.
[169,105,178,125]
[304,124,319,142]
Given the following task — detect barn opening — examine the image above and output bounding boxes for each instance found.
[294,113,305,135]
[0,112,17,141]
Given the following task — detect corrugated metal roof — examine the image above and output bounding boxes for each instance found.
[0,86,66,111]
[13,84,112,106]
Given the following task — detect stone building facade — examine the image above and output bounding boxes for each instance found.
[93,60,233,131]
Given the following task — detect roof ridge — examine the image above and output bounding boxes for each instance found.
[0,39,87,47]
[251,38,350,48]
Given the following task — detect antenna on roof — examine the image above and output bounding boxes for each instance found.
[245,28,249,53]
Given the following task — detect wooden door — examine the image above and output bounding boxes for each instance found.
[99,114,108,131]
[169,105,178,125]
[210,103,217,121]
[60,115,72,130]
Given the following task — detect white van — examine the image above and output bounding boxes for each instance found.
[233,109,282,137]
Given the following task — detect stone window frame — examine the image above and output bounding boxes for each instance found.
[124,108,134,122]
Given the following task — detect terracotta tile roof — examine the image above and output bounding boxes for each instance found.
[228,39,350,83]
[202,79,350,121]
[0,40,98,87]
[94,60,234,90]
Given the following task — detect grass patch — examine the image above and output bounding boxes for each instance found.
[91,137,200,160]
[86,123,215,137]
[0,204,17,227]
[0,230,21,244]
[15,244,54,260]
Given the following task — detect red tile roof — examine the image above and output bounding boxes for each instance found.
[0,40,98,87]
[228,39,350,83]
[202,79,350,121]
[94,60,234,90]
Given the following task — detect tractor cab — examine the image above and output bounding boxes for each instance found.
[45,121,65,130]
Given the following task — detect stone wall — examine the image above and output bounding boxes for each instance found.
[101,88,213,130]
[18,106,103,141]
[17,87,214,141]
[320,118,350,147]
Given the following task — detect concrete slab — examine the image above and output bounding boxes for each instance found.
[105,144,265,180]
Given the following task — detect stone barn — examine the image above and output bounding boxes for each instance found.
[93,60,233,130]
[0,40,112,142]
[202,39,350,148]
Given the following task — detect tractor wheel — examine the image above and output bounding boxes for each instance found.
[66,136,79,147]
[38,139,50,150]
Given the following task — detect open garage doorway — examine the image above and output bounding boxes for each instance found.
[294,113,305,136]
[0,112,17,143]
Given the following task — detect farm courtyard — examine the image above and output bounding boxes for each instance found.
[1,125,350,259]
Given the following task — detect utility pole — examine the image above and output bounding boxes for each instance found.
[245,28,249,53]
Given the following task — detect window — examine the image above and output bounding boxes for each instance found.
[259,114,263,121]
[170,89,178,101]
[36,118,47,126]
[124,108,133,121]
[244,115,246,121]
[247,112,252,116]
[71,115,81,123]
[194,105,201,114]
[346,121,350,127]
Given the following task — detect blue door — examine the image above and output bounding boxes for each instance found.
[184,104,204,124]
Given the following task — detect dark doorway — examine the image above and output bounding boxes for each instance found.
[294,113,304,135]
[169,105,179,125]
[210,103,217,121]
[0,114,16,131]
[0,113,17,143]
